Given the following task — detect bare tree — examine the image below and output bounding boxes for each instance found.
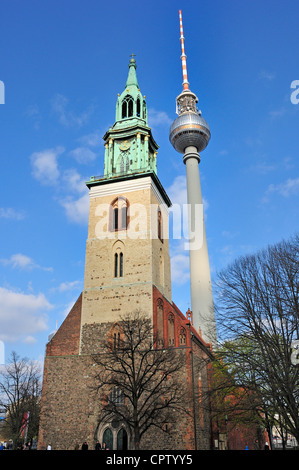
[214,234,299,445]
[0,351,42,447]
[92,311,187,449]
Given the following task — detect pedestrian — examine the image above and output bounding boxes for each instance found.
[81,441,88,450]
[95,440,101,450]
[254,439,260,450]
[264,442,270,450]
[47,443,52,450]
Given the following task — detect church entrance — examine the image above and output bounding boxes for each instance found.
[117,427,128,450]
[100,424,129,450]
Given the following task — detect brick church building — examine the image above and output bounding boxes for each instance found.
[37,57,216,450]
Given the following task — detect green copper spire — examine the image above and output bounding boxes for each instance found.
[125,55,139,88]
[101,56,158,179]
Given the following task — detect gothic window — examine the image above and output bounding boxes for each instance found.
[109,387,124,405]
[122,95,134,119]
[119,155,129,175]
[120,156,124,174]
[157,300,164,347]
[159,248,164,287]
[114,253,119,277]
[110,197,129,232]
[99,424,129,450]
[136,97,141,117]
[117,428,128,450]
[103,428,113,450]
[114,252,124,278]
[143,100,147,120]
[158,208,163,242]
[179,327,186,346]
[109,323,123,350]
[168,314,175,347]
[119,252,123,277]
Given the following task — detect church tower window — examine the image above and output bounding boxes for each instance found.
[110,197,129,232]
[122,95,134,119]
[114,252,124,278]
[136,97,141,117]
[158,208,163,242]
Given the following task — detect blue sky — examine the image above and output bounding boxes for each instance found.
[0,0,298,365]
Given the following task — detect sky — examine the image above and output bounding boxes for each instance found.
[0,0,298,366]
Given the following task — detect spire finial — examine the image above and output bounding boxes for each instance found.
[179,10,189,91]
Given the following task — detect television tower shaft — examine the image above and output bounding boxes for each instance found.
[169,11,217,346]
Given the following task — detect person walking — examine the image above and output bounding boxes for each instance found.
[95,440,101,450]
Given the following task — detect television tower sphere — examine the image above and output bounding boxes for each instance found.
[169,90,211,155]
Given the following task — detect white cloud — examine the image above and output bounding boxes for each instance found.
[52,280,81,293]
[51,93,92,128]
[259,70,276,81]
[171,252,190,286]
[167,174,209,212]
[0,207,25,220]
[78,130,102,147]
[264,177,299,201]
[0,287,52,343]
[148,108,172,128]
[60,192,89,225]
[30,146,64,185]
[167,175,188,206]
[0,253,53,272]
[68,146,97,164]
[62,168,87,194]
[269,107,286,119]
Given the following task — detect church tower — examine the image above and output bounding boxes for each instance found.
[38,47,214,451]
[79,56,172,355]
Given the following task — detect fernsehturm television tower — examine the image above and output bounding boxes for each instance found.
[169,11,217,346]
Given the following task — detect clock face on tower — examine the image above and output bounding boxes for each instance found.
[119,140,131,151]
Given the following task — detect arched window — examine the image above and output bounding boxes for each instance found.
[114,253,119,277]
[158,208,163,242]
[109,323,123,350]
[109,387,124,405]
[122,95,134,119]
[159,248,164,287]
[168,313,175,346]
[110,197,129,232]
[157,300,164,347]
[119,252,123,277]
[103,428,113,450]
[117,428,128,450]
[136,97,141,117]
[114,252,124,278]
[179,327,186,346]
[119,155,129,175]
[112,241,125,279]
[99,423,130,450]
